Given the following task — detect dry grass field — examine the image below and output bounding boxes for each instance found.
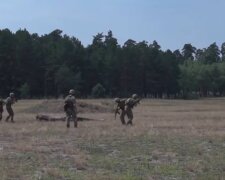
[1,98,225,180]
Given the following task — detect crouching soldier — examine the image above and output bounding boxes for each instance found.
[125,94,141,125]
[5,92,16,123]
[64,89,77,128]
[114,98,126,125]
[0,97,4,121]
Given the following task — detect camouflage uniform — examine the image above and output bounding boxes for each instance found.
[125,94,141,125]
[114,98,126,125]
[0,98,4,121]
[5,93,16,123]
[64,89,77,128]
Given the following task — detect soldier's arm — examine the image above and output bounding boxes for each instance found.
[0,100,5,105]
[114,104,118,112]
[114,104,121,119]
[5,98,10,106]
[73,97,77,113]
[13,97,17,104]
[133,98,141,106]
[64,96,70,111]
[64,103,68,112]
[137,98,141,104]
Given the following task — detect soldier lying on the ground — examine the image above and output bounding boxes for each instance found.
[36,114,104,121]
[36,114,65,121]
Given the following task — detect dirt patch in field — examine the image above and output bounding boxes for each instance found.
[22,99,114,114]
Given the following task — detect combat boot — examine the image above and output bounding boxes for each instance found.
[120,118,126,125]
[74,121,77,128]
[5,116,10,122]
[127,120,133,125]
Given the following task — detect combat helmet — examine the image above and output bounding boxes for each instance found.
[132,94,138,99]
[9,92,15,97]
[69,89,75,95]
[114,98,120,103]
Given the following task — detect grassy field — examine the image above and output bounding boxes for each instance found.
[1,98,225,180]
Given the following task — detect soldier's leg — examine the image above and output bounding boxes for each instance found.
[68,109,75,128]
[66,111,71,128]
[75,112,78,128]
[74,108,78,128]
[6,115,11,122]
[74,114,77,128]
[5,108,11,122]
[11,114,14,122]
[66,116,70,128]
[5,115,10,122]
[126,109,133,125]
[120,110,126,125]
[10,109,14,123]
[71,110,77,128]
[0,112,2,121]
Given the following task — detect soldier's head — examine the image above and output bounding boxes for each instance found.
[114,98,120,103]
[9,92,15,98]
[132,94,138,99]
[69,89,75,95]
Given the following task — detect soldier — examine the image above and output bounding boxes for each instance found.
[64,89,77,128]
[114,98,126,125]
[5,92,16,123]
[125,94,141,125]
[0,97,4,121]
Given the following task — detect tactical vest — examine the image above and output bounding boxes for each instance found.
[125,98,135,108]
[118,99,126,110]
[65,95,75,108]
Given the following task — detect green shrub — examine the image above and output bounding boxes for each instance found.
[91,83,106,98]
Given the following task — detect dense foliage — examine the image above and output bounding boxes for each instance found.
[0,28,225,98]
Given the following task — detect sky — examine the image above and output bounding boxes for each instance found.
[0,0,225,50]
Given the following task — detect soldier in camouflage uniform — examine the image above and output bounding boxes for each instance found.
[0,98,4,121]
[64,89,77,128]
[5,93,16,123]
[114,98,126,125]
[125,94,141,125]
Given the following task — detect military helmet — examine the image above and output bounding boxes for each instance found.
[125,98,132,105]
[69,89,75,95]
[9,92,15,97]
[114,98,120,103]
[132,94,138,99]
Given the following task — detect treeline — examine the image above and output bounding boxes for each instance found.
[0,28,225,98]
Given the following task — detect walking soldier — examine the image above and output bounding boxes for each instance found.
[64,89,77,128]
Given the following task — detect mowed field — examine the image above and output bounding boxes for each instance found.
[1,98,225,180]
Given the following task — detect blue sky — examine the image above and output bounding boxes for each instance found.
[0,0,224,50]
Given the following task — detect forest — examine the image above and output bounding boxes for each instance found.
[0,28,225,98]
